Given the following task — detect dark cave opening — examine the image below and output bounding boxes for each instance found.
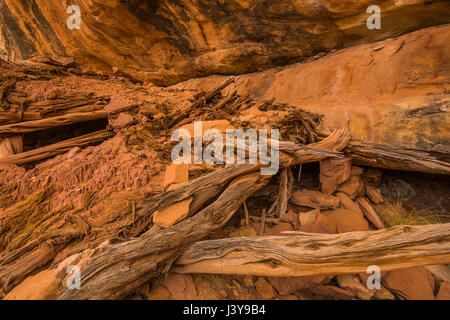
[22,118,109,152]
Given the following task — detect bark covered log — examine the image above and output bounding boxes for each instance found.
[318,131,450,175]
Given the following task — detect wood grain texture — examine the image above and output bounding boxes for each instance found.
[173,224,450,277]
[0,112,41,124]
[0,136,22,158]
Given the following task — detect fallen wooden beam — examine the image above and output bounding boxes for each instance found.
[0,130,350,297]
[0,130,113,166]
[345,139,450,175]
[0,110,108,136]
[166,77,235,129]
[0,105,107,125]
[317,131,450,175]
[173,223,450,277]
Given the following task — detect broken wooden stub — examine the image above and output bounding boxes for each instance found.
[0,136,23,158]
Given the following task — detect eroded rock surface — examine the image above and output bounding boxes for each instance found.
[179,25,450,149]
[1,0,449,85]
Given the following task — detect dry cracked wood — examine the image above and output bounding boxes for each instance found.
[0,111,108,137]
[173,223,450,277]
[316,131,450,175]
[0,130,113,166]
[0,112,41,124]
[0,105,106,125]
[0,136,22,158]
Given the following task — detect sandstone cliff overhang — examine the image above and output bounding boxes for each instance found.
[1,0,450,85]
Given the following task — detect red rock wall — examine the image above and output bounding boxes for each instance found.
[0,0,449,85]
[176,25,450,149]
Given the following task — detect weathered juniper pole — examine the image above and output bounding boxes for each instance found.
[0,110,108,136]
[173,223,450,276]
[314,130,450,175]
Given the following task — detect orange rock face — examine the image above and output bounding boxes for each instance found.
[436,282,450,300]
[255,277,276,299]
[318,208,369,233]
[162,164,189,190]
[337,175,364,198]
[268,276,331,296]
[153,164,193,228]
[1,1,449,85]
[4,269,61,300]
[180,24,450,149]
[320,158,352,195]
